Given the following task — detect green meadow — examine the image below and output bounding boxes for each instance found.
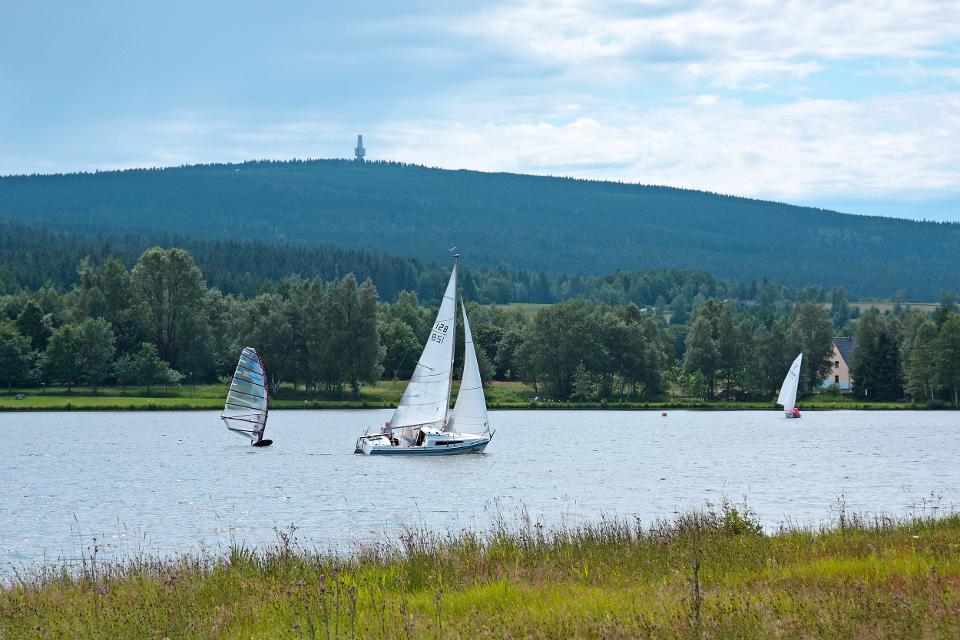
[0,380,955,411]
[3,505,959,638]
[0,382,946,412]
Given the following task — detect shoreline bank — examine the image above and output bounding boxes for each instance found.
[3,382,955,412]
[1,396,954,411]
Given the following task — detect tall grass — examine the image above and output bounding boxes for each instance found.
[3,502,959,638]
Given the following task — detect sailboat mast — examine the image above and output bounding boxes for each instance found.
[445,252,459,424]
[258,348,269,440]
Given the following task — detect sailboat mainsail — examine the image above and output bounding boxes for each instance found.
[447,302,489,435]
[777,352,803,415]
[387,260,458,442]
[222,347,269,443]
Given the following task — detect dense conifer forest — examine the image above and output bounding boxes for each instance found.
[2,159,958,298]
[0,221,781,305]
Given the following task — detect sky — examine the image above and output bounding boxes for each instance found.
[1,0,959,221]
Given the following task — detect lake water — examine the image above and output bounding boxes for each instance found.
[2,409,958,571]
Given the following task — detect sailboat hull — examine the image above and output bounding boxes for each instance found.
[366,439,489,455]
[357,431,493,456]
[252,439,274,447]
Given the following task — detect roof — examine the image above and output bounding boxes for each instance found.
[834,336,856,368]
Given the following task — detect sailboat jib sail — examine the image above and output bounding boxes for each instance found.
[447,302,489,436]
[387,260,458,437]
[222,347,269,443]
[776,352,803,415]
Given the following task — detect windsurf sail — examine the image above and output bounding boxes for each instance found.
[447,302,489,435]
[387,258,458,443]
[776,352,803,414]
[222,347,269,443]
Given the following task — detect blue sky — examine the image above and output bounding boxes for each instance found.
[2,0,959,220]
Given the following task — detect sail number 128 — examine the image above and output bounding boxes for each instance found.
[430,322,449,344]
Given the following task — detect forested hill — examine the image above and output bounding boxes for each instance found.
[1,159,958,298]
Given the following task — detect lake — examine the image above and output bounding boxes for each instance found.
[2,409,958,571]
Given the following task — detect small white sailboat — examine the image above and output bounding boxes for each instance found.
[777,352,803,419]
[222,347,273,446]
[355,255,494,455]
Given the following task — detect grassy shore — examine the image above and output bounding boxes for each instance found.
[1,381,950,411]
[3,505,959,638]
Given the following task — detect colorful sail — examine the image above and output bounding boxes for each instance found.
[387,260,458,439]
[777,352,803,414]
[222,347,269,443]
[447,302,489,435]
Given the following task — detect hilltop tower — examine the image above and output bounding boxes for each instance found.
[354,135,366,162]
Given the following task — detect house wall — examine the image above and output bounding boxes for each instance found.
[821,342,852,391]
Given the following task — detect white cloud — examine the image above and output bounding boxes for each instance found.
[366,91,960,202]
[452,0,960,86]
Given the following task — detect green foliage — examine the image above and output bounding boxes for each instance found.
[114,343,178,392]
[0,320,32,389]
[852,310,904,401]
[44,323,83,390]
[379,317,421,380]
[571,363,602,401]
[683,315,720,397]
[935,314,960,403]
[905,318,938,401]
[830,286,851,328]
[473,345,496,386]
[787,302,835,393]
[131,247,206,368]
[523,301,604,399]
[15,299,52,350]
[44,318,116,390]
[234,293,295,390]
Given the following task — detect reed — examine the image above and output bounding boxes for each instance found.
[3,502,959,638]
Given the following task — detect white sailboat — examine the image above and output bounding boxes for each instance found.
[355,255,494,455]
[222,347,273,446]
[777,352,803,419]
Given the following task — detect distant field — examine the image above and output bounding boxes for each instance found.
[486,302,550,318]
[849,301,939,313]
[0,381,538,411]
[491,301,942,318]
[1,382,951,411]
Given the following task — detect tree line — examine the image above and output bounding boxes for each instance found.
[1,247,959,404]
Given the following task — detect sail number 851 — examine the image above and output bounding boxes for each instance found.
[430,322,449,343]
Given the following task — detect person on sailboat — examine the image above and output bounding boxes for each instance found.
[793,407,800,417]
